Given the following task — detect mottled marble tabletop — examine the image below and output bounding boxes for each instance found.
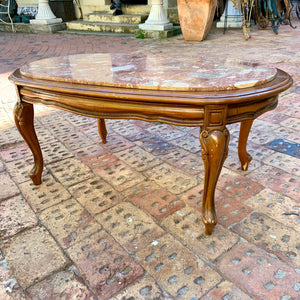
[20,53,277,91]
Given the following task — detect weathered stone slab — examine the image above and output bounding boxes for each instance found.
[19,174,72,212]
[94,160,145,191]
[2,227,69,288]
[232,212,300,268]
[47,157,94,187]
[115,146,161,172]
[245,188,300,233]
[96,202,166,252]
[69,177,123,215]
[110,275,172,299]
[202,280,253,300]
[40,198,102,249]
[0,173,19,201]
[126,181,185,221]
[144,163,198,194]
[0,195,37,240]
[216,243,300,299]
[161,206,239,261]
[67,230,144,299]
[27,268,97,299]
[136,234,222,298]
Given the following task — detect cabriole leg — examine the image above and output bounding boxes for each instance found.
[98,118,107,144]
[238,119,253,171]
[14,101,43,185]
[200,105,229,235]
[200,128,230,235]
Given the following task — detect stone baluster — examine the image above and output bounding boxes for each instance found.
[30,0,62,25]
[216,0,242,28]
[139,0,172,33]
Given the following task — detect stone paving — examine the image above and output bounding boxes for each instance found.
[0,20,300,299]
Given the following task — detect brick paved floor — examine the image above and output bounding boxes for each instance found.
[0,20,300,299]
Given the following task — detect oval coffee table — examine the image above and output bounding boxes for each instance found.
[9,53,292,235]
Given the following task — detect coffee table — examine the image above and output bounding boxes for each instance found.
[9,53,292,235]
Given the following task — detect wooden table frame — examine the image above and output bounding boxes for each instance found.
[10,67,292,235]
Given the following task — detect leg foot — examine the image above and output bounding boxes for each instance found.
[98,118,107,144]
[14,102,43,185]
[200,128,230,235]
[238,119,253,171]
[205,223,215,235]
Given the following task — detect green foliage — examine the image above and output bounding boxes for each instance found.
[135,29,145,39]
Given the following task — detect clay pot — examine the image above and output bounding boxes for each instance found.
[177,0,217,41]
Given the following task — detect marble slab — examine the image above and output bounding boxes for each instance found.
[20,53,277,92]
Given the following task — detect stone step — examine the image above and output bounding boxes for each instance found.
[116,4,150,15]
[87,13,148,24]
[57,29,135,37]
[66,20,139,34]
[87,4,150,16]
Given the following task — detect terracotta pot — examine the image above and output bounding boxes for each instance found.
[177,0,217,41]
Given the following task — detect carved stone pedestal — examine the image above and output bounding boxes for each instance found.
[138,0,173,38]
[216,0,242,28]
[30,0,65,32]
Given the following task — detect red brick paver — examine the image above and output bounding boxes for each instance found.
[216,243,300,299]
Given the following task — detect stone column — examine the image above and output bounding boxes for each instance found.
[216,0,242,28]
[138,0,173,37]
